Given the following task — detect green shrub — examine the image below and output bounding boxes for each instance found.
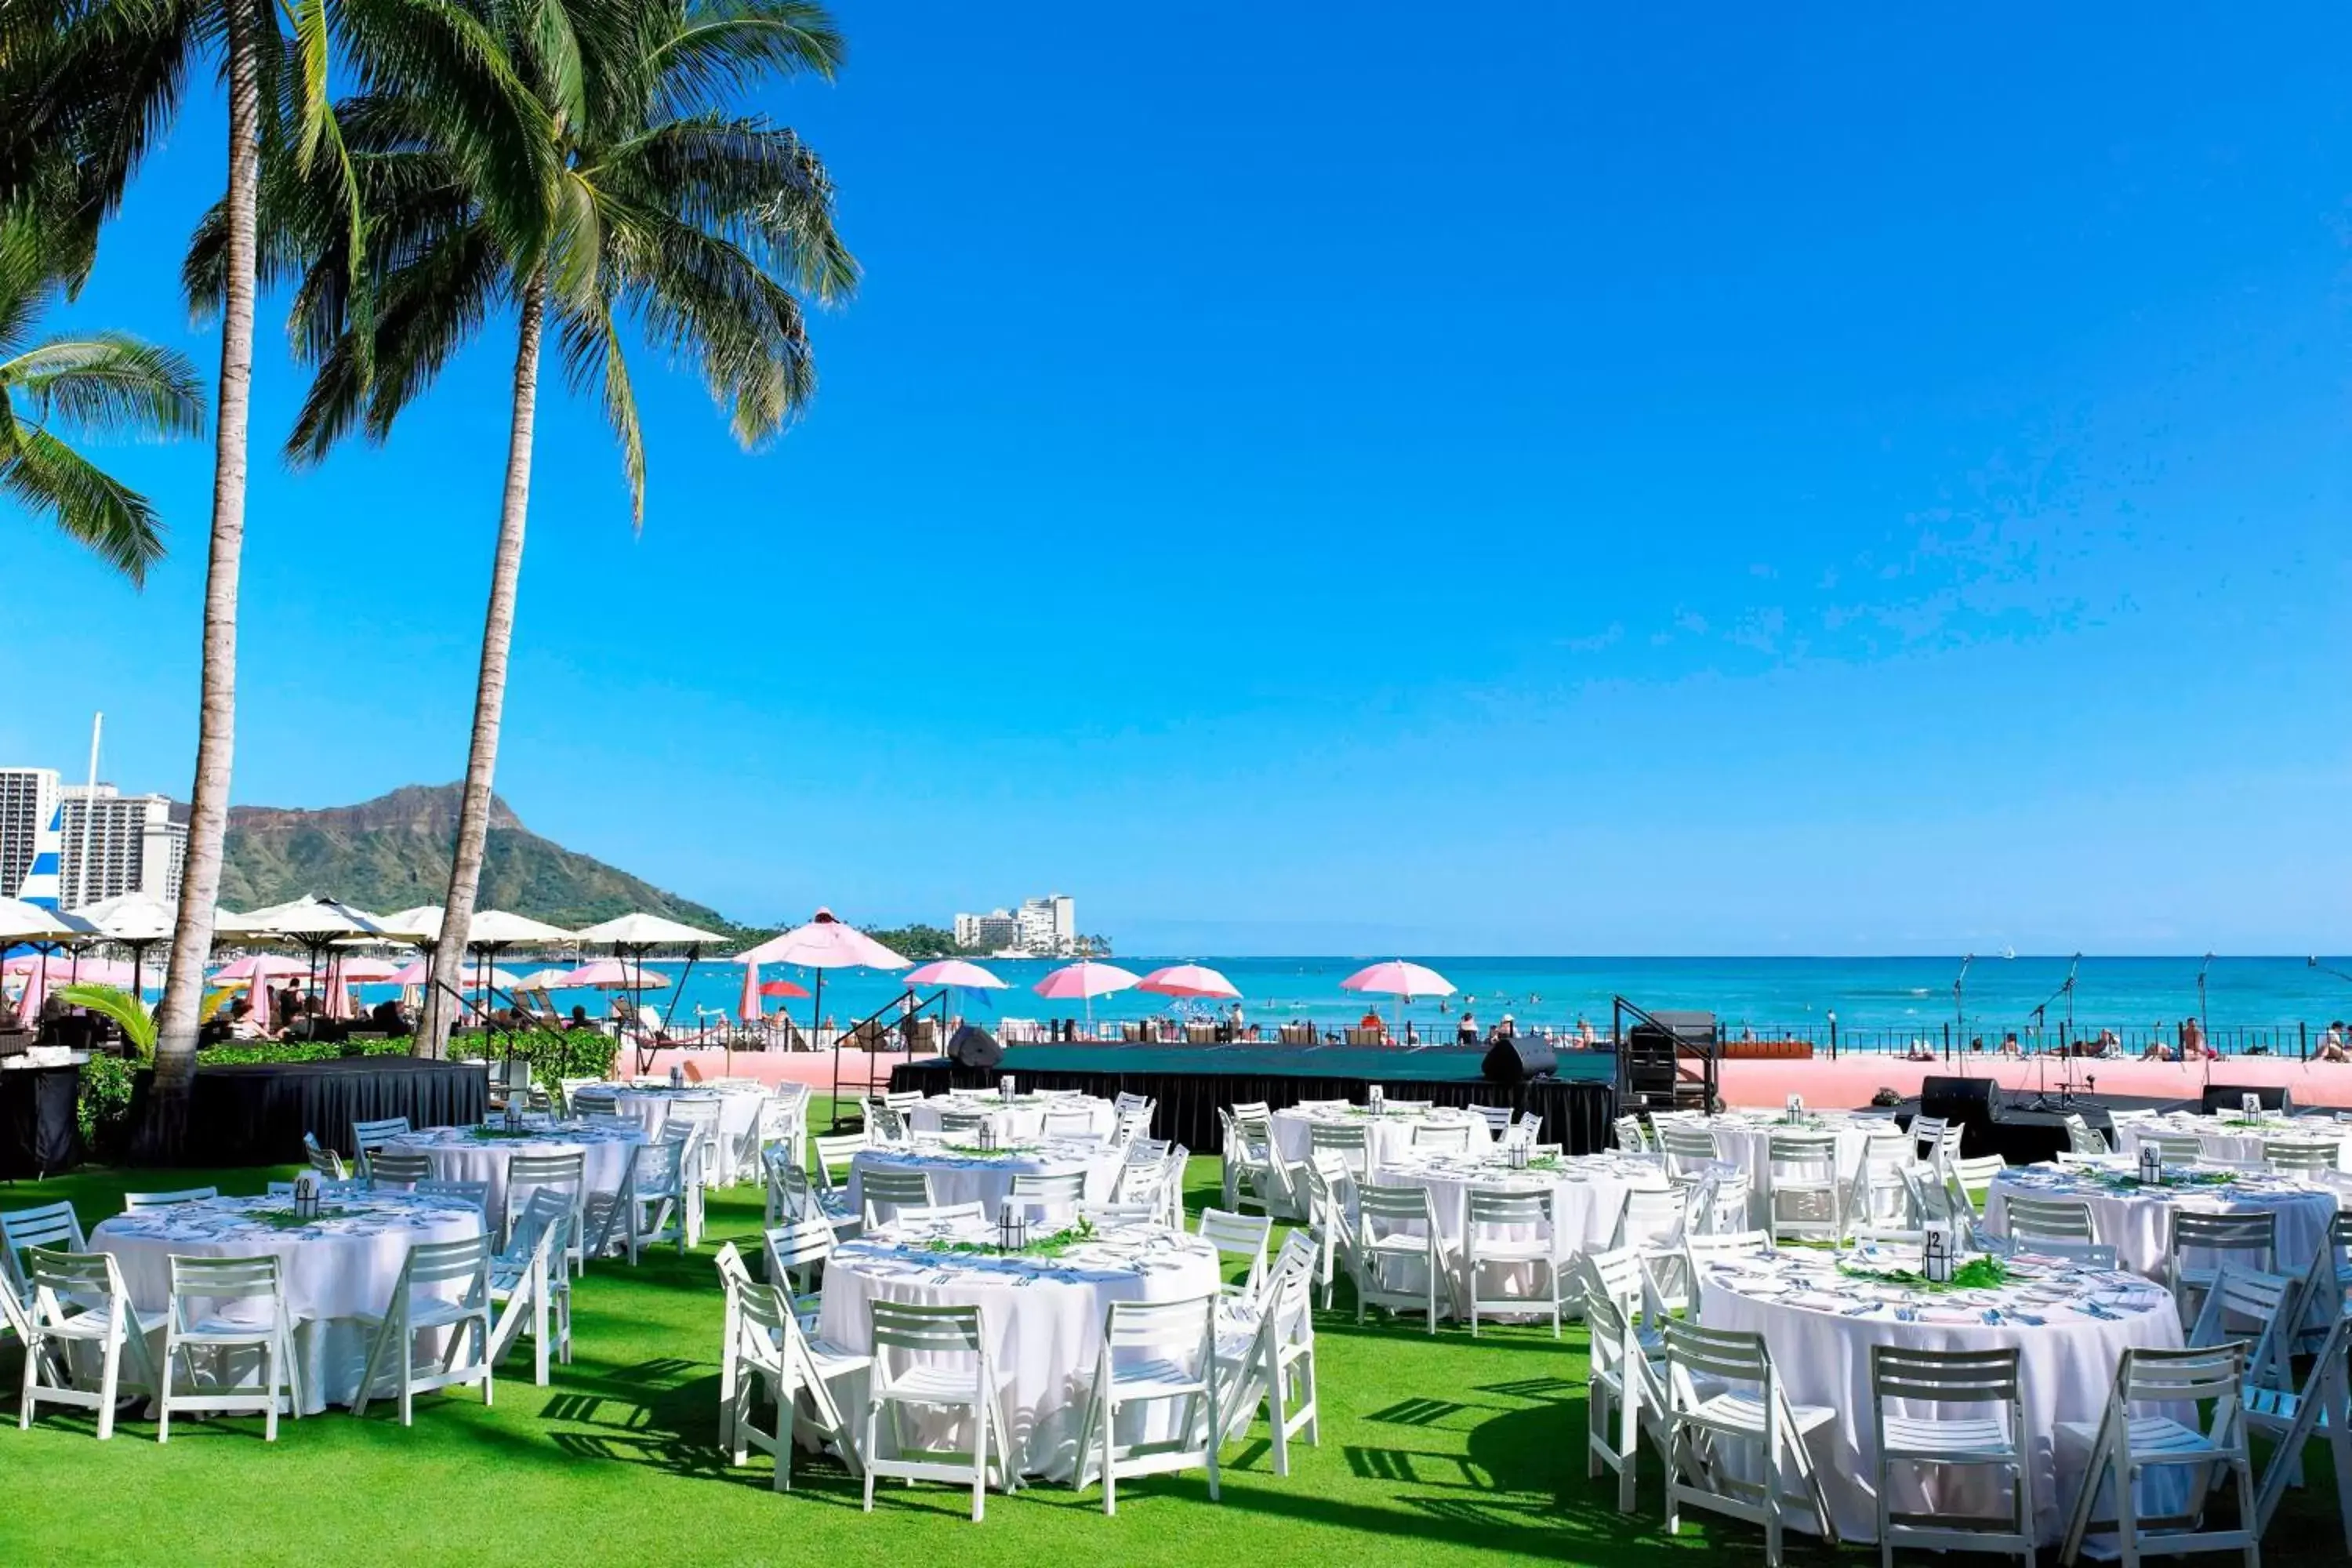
[76,1052,136,1158]
[451,1028,618,1094]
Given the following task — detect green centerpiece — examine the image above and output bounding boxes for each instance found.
[467,1126,550,1141]
[2093,1168,2239,1192]
[248,1206,359,1230]
[938,1142,1040,1159]
[920,1218,1098,1258]
[1837,1254,2010,1292]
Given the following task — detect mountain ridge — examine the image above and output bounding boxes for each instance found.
[220,782,735,930]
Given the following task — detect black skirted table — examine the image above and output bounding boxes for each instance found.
[887,1043,1617,1156]
[130,1055,488,1166]
[0,1062,84,1178]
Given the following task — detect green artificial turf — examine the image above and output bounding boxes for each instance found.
[0,1139,2336,1566]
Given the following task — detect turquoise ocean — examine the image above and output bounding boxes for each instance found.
[469,954,2352,1057]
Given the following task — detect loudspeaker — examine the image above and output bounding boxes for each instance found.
[1918,1074,1999,1125]
[2200,1083,2293,1116]
[1483,1033,1556,1084]
[949,1023,1002,1070]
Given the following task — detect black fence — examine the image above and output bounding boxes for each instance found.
[1719,1019,2320,1061]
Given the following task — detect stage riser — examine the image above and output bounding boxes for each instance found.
[888,1059,1617,1156]
[127,1058,489,1166]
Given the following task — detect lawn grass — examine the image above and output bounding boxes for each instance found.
[0,1145,2339,1566]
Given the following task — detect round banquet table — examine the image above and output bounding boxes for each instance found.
[1371,1148,1671,1312]
[93,1192,487,1414]
[1704,1109,1893,1228]
[818,1215,1225,1479]
[1694,1242,2184,1544]
[849,1138,1127,1223]
[1984,1160,2343,1279]
[1267,1102,1493,1171]
[905,1093,1117,1144]
[385,1120,644,1229]
[611,1085,766,1183]
[2111,1113,2352,1172]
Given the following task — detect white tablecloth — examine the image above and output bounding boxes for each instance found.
[612,1086,766,1183]
[849,1138,1126,1221]
[1267,1104,1494,1171]
[1695,1243,2183,1544]
[1706,1110,1893,1227]
[818,1216,1225,1479]
[93,1193,486,1414]
[386,1120,644,1229]
[1372,1149,1670,1312]
[2111,1113,2352,1172]
[1984,1160,2343,1279]
[906,1094,1117,1144]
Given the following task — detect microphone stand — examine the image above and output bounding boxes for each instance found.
[1953,954,1973,1071]
[2023,953,2083,1111]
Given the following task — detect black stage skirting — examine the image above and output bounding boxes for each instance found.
[130,1056,488,1166]
[0,1064,83,1178]
[888,1047,1616,1156]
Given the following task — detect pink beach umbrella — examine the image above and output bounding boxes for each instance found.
[1035,960,1142,1036]
[212,953,313,982]
[904,960,1006,990]
[561,959,670,989]
[738,962,763,1025]
[1137,963,1240,1000]
[1339,959,1456,1044]
[735,909,913,1120]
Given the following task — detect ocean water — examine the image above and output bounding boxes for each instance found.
[449,954,2352,1054]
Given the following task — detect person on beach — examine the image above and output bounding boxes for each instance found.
[2182,1016,2209,1058]
[2318,1022,2348,1062]
[1404,1019,1421,1046]
[1456,1011,1478,1046]
[1576,1016,1597,1045]
[227,999,267,1041]
[1998,1033,2022,1058]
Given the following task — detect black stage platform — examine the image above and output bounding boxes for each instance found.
[0,1062,82,1178]
[129,1054,488,1166]
[1891,1080,2149,1164]
[889,1043,1617,1156]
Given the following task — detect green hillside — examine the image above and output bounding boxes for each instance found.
[220,783,735,930]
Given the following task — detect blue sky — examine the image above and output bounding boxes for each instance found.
[5,3,2348,953]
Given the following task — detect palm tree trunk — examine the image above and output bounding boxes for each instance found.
[142,0,260,1155]
[419,269,546,1059]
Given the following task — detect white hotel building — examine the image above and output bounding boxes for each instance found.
[953,894,1077,956]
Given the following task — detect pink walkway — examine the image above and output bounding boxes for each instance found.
[1717,1054,2352,1110]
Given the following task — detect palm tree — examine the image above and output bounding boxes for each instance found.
[0,212,205,583]
[196,0,855,1054]
[3,0,547,1131]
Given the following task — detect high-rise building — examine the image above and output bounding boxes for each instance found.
[58,785,187,906]
[955,894,1077,956]
[0,767,61,904]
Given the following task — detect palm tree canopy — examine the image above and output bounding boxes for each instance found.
[0,211,205,583]
[186,0,856,521]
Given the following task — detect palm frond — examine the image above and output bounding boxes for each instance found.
[648,0,842,116]
[555,293,644,519]
[0,421,167,584]
[2,331,206,438]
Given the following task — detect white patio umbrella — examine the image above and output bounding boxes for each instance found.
[71,891,177,1002]
[575,912,734,1066]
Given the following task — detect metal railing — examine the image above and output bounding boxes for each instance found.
[1717,1019,2318,1062]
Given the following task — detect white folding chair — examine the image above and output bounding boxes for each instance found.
[1462,1187,1561,1338]
[1307,1120,1370,1178]
[1009,1170,1087,1221]
[2,1200,87,1303]
[2058,1343,2258,1568]
[1579,1249,1671,1513]
[157,1253,301,1442]
[859,1167,935,1229]
[761,1217,834,1330]
[352,1233,495,1425]
[18,1247,163,1439]
[505,1149,587,1271]
[2264,1138,2339,1176]
[2062,1113,2111,1156]
[415,1179,491,1213]
[351,1117,412,1175]
[303,1133,347,1181]
[122,1188,219,1213]
[593,1139,690,1263]
[1042,1108,1097,1142]
[861,1300,1017,1520]
[571,1085,620,1119]
[666,1098,727,1186]
[365,1149,433,1189]
[2249,1304,2352,1553]
[1871,1345,2031,1568]
[1352,1184,1452,1333]
[1070,1294,1222,1515]
[2167,1210,2276,1330]
[1658,1121,1723,1176]
[1197,1207,1274,1303]
[1225,1114,1301,1220]
[488,1188,573,1385]
[1662,1318,1838,1564]
[1298,1154,1356,1309]
[1218,1232,1319,1474]
[2002,1193,2097,1248]
[726,1276,870,1490]
[1765,1131,1842,1245]
[1613,1114,1652,1154]
[1412,1120,1472,1154]
[2141,1131,2209,1166]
